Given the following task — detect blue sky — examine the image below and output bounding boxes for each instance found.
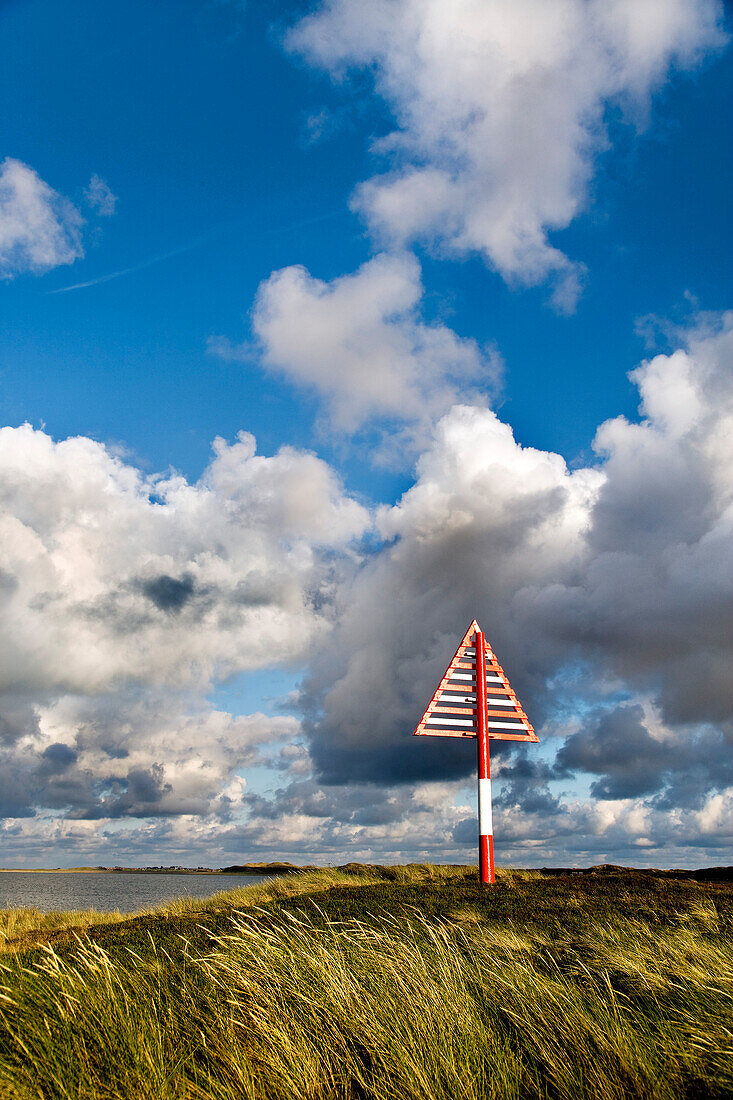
[4,0,731,480]
[1,0,732,867]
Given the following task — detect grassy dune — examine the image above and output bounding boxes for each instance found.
[0,865,731,1098]
[0,868,387,956]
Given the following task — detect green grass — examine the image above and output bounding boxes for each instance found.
[0,865,731,1098]
[0,907,126,951]
[0,868,386,958]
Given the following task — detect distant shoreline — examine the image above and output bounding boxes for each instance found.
[0,869,220,875]
[0,864,307,875]
[2,864,731,882]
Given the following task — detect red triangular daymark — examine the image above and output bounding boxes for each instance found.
[413,620,538,743]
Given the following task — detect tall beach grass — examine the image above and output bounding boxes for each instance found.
[0,880,730,1098]
[0,907,124,951]
[0,867,388,956]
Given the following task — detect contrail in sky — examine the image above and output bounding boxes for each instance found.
[48,211,340,295]
[48,242,200,293]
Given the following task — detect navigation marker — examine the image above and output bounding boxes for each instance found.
[413,620,538,885]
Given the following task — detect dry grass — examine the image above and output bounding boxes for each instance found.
[0,868,392,955]
[0,907,124,951]
[0,876,730,1099]
[158,867,386,918]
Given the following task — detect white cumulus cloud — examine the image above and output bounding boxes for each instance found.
[288,0,726,309]
[0,425,368,697]
[0,158,85,278]
[0,423,367,844]
[215,252,499,443]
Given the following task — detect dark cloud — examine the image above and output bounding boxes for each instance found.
[0,699,40,746]
[0,692,296,840]
[244,775,473,837]
[306,734,480,787]
[451,817,479,846]
[0,768,36,818]
[557,705,669,799]
[232,573,280,608]
[39,742,78,773]
[140,574,196,613]
[73,765,172,819]
[99,744,129,760]
[246,778,404,826]
[556,704,733,807]
[0,569,18,594]
[498,755,557,786]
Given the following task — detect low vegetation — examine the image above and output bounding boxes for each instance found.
[0,865,731,1098]
[0,906,124,950]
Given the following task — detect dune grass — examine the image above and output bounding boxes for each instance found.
[0,866,731,1098]
[0,906,124,950]
[158,866,387,916]
[0,864,471,954]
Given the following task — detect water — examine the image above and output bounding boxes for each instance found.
[0,872,277,913]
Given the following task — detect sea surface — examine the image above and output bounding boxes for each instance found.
[0,872,276,913]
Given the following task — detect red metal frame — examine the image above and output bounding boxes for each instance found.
[413,621,537,742]
[413,620,538,886]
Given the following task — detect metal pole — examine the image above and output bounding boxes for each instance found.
[474,630,494,885]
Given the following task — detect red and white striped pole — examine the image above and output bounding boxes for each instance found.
[474,630,494,885]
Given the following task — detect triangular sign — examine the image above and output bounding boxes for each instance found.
[413,620,538,742]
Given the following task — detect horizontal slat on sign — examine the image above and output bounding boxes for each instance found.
[425,714,476,722]
[432,708,477,717]
[417,728,538,742]
[424,727,476,736]
[423,731,477,738]
[424,726,477,735]
[425,716,476,727]
[429,722,475,729]
[486,720,530,730]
